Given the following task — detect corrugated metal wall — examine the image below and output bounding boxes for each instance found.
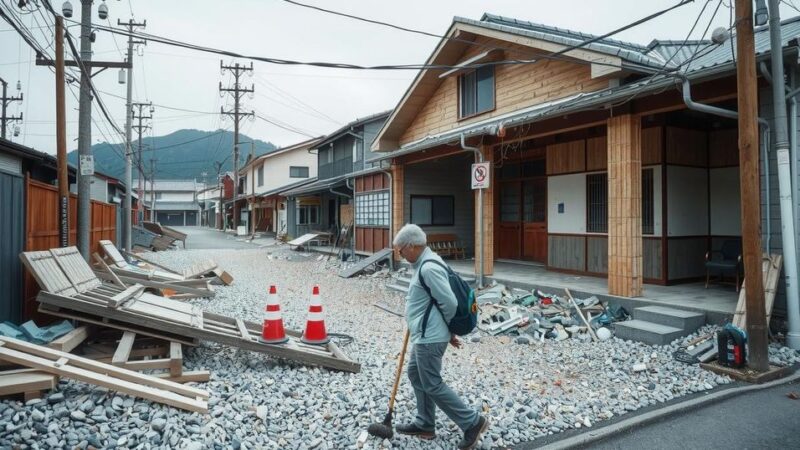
[0,170,24,323]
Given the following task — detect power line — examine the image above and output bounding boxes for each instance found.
[81,0,695,74]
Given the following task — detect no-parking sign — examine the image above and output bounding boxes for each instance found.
[471,162,490,189]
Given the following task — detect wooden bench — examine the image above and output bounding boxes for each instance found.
[427,233,466,259]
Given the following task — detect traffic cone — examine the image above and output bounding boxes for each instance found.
[301,285,329,345]
[261,285,288,344]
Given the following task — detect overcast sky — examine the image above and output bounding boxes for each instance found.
[2,0,799,156]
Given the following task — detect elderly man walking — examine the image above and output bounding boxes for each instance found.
[392,223,488,449]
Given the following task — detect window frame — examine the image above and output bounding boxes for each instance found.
[642,168,655,235]
[354,189,390,228]
[296,205,319,225]
[458,65,496,120]
[257,164,264,187]
[410,194,455,227]
[586,173,608,234]
[289,166,310,178]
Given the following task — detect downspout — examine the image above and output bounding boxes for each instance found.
[766,0,800,349]
[678,76,772,251]
[379,166,395,271]
[460,133,485,288]
[789,69,799,271]
[757,63,774,254]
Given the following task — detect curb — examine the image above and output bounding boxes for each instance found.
[534,368,800,450]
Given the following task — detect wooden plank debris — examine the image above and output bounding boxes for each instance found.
[48,325,91,352]
[287,233,321,248]
[0,336,208,413]
[733,254,783,329]
[0,369,57,400]
[338,248,393,278]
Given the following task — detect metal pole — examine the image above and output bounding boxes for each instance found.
[76,0,93,259]
[767,0,800,349]
[123,21,134,251]
[735,0,769,371]
[55,16,69,247]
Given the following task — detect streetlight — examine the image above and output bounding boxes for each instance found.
[62,1,73,17]
[97,1,108,20]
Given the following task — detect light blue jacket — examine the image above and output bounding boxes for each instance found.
[405,247,457,344]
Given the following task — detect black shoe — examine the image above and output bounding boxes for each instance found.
[458,416,489,450]
[396,423,436,440]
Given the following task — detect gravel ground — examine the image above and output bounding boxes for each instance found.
[1,245,798,450]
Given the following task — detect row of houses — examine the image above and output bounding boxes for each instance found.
[209,13,799,313]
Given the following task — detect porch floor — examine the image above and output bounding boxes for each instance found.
[448,260,739,320]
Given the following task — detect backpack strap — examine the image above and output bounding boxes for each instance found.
[417,259,449,338]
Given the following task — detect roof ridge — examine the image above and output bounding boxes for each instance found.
[479,13,650,53]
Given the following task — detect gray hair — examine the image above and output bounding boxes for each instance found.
[393,223,427,247]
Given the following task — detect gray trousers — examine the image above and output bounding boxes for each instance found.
[407,342,479,432]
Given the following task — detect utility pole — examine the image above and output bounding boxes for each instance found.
[0,76,23,139]
[219,61,254,232]
[766,0,800,349]
[214,161,224,230]
[55,16,68,247]
[132,101,153,224]
[75,0,94,259]
[119,18,146,251]
[735,0,769,371]
[149,158,156,219]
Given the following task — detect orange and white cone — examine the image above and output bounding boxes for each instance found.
[261,285,288,344]
[301,285,329,345]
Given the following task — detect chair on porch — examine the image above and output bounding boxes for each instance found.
[705,239,743,292]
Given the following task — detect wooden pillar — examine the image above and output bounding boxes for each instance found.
[474,145,494,276]
[607,114,642,297]
[391,162,404,261]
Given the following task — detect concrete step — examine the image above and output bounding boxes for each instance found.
[633,306,705,333]
[614,320,686,346]
[386,283,409,294]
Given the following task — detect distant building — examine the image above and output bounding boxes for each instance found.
[138,179,204,226]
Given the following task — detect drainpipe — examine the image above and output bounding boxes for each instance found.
[766,0,800,349]
[460,133,484,288]
[379,166,395,271]
[789,69,799,268]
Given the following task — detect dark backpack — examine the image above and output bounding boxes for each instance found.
[418,260,478,337]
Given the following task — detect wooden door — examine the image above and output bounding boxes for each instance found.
[522,178,547,263]
[498,181,521,259]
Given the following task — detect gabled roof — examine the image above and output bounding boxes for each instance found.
[240,136,323,173]
[369,14,800,162]
[314,110,392,149]
[372,13,662,152]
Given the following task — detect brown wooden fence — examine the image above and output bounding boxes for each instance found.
[23,177,117,321]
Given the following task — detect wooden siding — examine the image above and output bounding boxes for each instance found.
[547,235,585,271]
[643,238,663,281]
[355,173,390,253]
[668,237,708,280]
[709,128,739,167]
[24,178,117,322]
[546,140,586,174]
[355,173,389,193]
[641,126,663,165]
[607,114,643,297]
[585,136,607,171]
[587,235,608,274]
[666,127,708,167]
[356,228,390,254]
[398,36,610,146]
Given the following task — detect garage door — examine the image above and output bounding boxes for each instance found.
[156,211,185,226]
[185,211,198,226]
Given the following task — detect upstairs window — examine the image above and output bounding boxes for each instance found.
[459,65,495,119]
[257,164,264,186]
[290,166,309,178]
